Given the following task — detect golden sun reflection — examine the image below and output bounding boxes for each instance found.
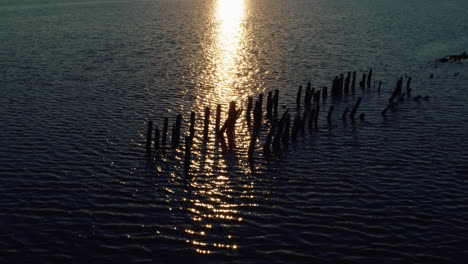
[197,0,248,106]
[171,0,257,255]
[212,0,246,101]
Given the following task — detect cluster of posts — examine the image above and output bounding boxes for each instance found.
[144,69,423,174]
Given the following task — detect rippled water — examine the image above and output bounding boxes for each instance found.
[1,0,467,263]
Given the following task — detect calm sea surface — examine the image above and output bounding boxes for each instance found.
[1,0,467,263]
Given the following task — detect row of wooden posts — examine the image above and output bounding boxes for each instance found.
[145,70,417,174]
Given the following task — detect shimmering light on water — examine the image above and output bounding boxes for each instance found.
[196,0,249,107]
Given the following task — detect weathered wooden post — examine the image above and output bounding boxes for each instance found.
[406,77,412,97]
[296,85,302,111]
[367,69,372,88]
[266,91,273,119]
[360,73,366,88]
[154,125,160,151]
[226,101,237,149]
[344,72,350,94]
[339,73,344,94]
[172,114,182,148]
[313,90,321,102]
[322,86,328,100]
[203,107,210,142]
[327,105,334,124]
[273,89,279,118]
[215,104,221,134]
[258,93,264,111]
[351,71,356,92]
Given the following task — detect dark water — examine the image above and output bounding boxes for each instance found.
[1,0,467,263]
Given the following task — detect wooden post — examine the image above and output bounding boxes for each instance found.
[162,117,168,147]
[327,105,334,123]
[215,104,221,134]
[344,72,350,94]
[296,85,302,111]
[367,69,372,88]
[313,90,321,102]
[350,97,362,120]
[273,89,279,118]
[257,93,263,123]
[406,77,412,97]
[226,101,236,149]
[389,78,403,105]
[266,91,273,119]
[258,93,263,112]
[154,125,160,151]
[189,111,196,140]
[173,114,182,148]
[203,107,210,142]
[351,71,356,92]
[146,120,153,153]
[322,86,328,100]
[339,73,344,95]
[360,73,366,88]
[331,76,338,98]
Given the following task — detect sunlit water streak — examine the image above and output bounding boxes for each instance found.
[179,1,257,253]
[195,0,253,107]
